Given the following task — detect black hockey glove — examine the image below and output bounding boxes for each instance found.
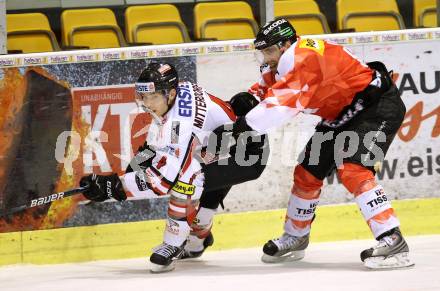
[228,92,259,138]
[229,92,259,116]
[204,92,258,160]
[125,143,156,173]
[80,174,127,202]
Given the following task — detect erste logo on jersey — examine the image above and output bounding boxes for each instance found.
[177,83,192,117]
[176,82,207,128]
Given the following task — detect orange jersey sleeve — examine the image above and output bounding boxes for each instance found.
[246,37,374,134]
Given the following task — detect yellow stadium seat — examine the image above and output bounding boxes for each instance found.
[414,0,437,27]
[61,8,126,49]
[337,0,405,32]
[194,1,258,40]
[125,4,190,45]
[274,0,330,35]
[6,13,60,53]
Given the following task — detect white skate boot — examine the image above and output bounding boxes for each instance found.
[180,232,214,259]
[149,242,185,273]
[262,233,309,263]
[361,228,414,269]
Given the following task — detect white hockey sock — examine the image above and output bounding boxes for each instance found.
[187,207,216,252]
[355,185,400,238]
[284,192,319,237]
[163,217,191,247]
[192,207,216,234]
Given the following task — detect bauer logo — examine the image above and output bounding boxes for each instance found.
[30,193,65,207]
[23,57,47,65]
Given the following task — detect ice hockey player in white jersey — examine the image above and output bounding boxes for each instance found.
[80,62,268,273]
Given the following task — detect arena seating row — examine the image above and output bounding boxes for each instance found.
[5,0,438,53]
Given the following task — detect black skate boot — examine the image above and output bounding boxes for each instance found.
[181,232,214,259]
[262,233,309,263]
[360,227,414,269]
[149,242,185,273]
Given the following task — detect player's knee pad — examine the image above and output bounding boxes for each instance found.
[338,163,376,194]
[293,164,323,199]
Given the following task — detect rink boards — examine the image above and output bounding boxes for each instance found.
[1,28,440,265]
[1,197,440,265]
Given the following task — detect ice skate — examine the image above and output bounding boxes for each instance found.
[261,233,309,263]
[181,232,214,259]
[361,228,414,269]
[149,242,185,273]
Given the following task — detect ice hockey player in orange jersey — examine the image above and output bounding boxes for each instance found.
[237,18,413,269]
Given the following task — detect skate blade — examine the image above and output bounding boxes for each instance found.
[261,250,305,264]
[149,261,176,273]
[364,252,415,270]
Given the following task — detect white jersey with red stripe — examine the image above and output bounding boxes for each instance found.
[123,81,236,199]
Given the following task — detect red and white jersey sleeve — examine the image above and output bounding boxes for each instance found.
[123,82,235,198]
[246,37,374,134]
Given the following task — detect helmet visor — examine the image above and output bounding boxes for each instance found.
[254,44,281,65]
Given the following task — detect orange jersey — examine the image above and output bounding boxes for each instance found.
[247,37,374,134]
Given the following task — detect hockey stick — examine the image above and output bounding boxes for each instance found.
[0,185,89,217]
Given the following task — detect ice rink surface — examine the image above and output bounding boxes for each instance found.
[1,235,439,291]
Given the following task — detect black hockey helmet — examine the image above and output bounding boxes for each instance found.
[135,62,178,95]
[254,18,297,50]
